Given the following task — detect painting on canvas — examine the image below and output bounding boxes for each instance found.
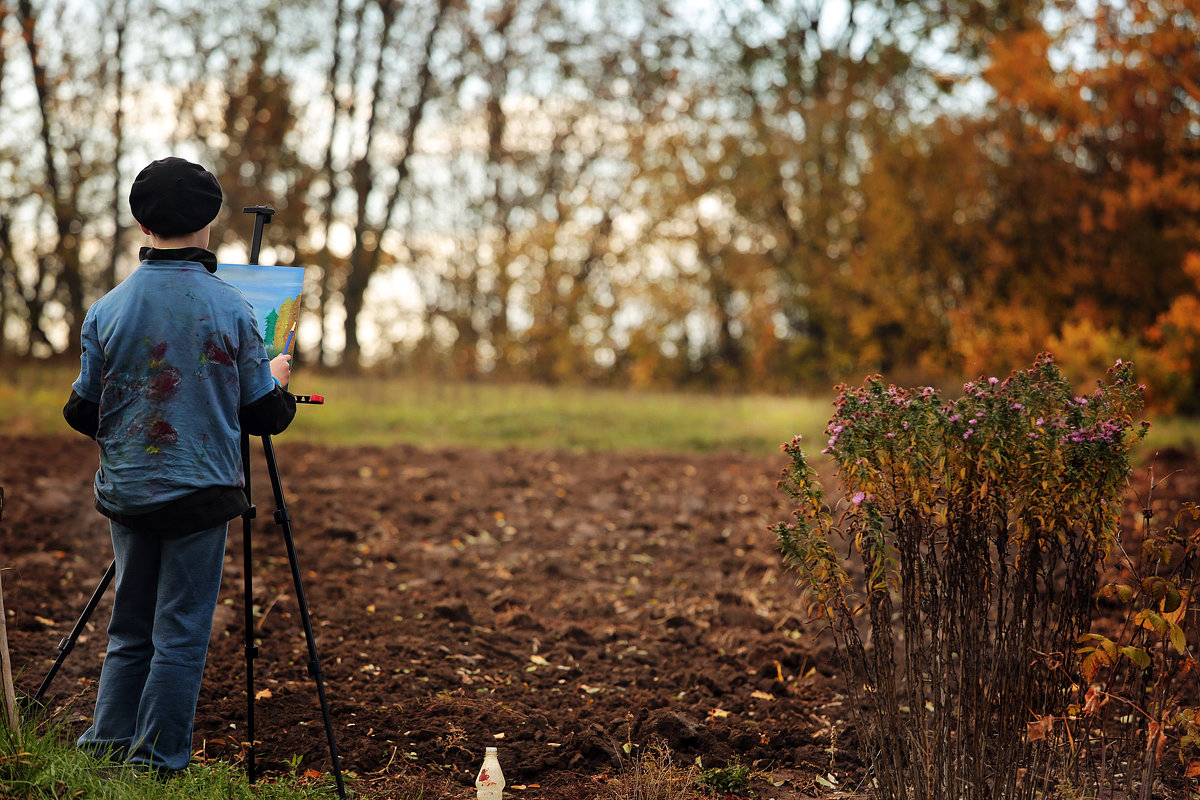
[216,264,306,359]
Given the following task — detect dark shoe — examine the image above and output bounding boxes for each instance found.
[121,761,187,781]
[149,765,187,781]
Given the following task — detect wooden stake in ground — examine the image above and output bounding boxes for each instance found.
[0,486,16,732]
[0,568,18,732]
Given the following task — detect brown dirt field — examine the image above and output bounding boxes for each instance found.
[2,434,1197,799]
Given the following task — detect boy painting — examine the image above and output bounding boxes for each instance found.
[63,156,295,775]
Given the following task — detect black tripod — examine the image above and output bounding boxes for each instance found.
[37,206,346,799]
[239,205,345,797]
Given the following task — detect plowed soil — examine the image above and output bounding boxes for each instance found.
[2,434,1197,799]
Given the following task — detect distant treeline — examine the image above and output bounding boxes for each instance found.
[1,1,1197,409]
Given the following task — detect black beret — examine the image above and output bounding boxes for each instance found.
[129,157,223,237]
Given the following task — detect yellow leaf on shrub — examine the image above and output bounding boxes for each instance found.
[1080,651,1104,683]
[1121,646,1151,670]
[1163,590,1189,624]
[1170,622,1187,655]
[1135,609,1169,637]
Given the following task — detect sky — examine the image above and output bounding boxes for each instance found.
[216,263,306,333]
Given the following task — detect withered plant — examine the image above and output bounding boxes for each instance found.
[602,742,705,800]
[1066,465,1200,799]
[774,355,1147,800]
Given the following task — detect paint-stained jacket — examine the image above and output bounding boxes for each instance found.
[64,247,295,534]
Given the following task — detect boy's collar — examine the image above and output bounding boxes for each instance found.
[139,246,218,273]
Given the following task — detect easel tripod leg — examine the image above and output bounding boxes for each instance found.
[240,432,259,783]
[261,435,347,799]
[34,560,115,705]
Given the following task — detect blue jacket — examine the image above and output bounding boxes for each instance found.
[65,247,295,533]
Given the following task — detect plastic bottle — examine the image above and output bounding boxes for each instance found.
[475,746,505,800]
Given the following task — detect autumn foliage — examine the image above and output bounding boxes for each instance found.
[0,1,1197,399]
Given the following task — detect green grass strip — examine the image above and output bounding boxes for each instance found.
[0,363,831,455]
[0,706,343,800]
[3,361,1196,460]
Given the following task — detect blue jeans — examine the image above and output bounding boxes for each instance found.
[77,520,228,773]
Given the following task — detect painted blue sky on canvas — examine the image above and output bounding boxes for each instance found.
[216,264,305,324]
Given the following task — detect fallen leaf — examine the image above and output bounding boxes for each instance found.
[254,688,272,700]
[1026,715,1054,742]
[1148,719,1166,763]
[750,690,775,701]
[1082,685,1108,716]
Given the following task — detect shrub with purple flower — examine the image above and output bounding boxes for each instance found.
[773,354,1148,800]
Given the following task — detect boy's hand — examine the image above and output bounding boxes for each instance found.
[270,354,292,389]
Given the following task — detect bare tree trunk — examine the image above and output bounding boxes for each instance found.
[103,0,128,293]
[0,215,14,359]
[16,0,59,348]
[0,1,11,357]
[19,259,57,355]
[484,1,517,373]
[342,0,451,367]
[16,0,85,351]
[313,0,352,366]
[341,0,395,368]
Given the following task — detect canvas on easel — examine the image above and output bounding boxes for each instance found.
[216,264,306,358]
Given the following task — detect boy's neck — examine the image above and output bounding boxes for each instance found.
[147,225,211,250]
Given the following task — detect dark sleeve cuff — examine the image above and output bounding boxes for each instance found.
[63,390,100,439]
[239,385,297,437]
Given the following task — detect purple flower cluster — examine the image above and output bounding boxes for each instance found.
[824,424,845,453]
[781,434,805,455]
[1062,419,1127,445]
[814,359,1145,483]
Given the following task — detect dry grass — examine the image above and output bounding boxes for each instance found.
[602,744,706,800]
